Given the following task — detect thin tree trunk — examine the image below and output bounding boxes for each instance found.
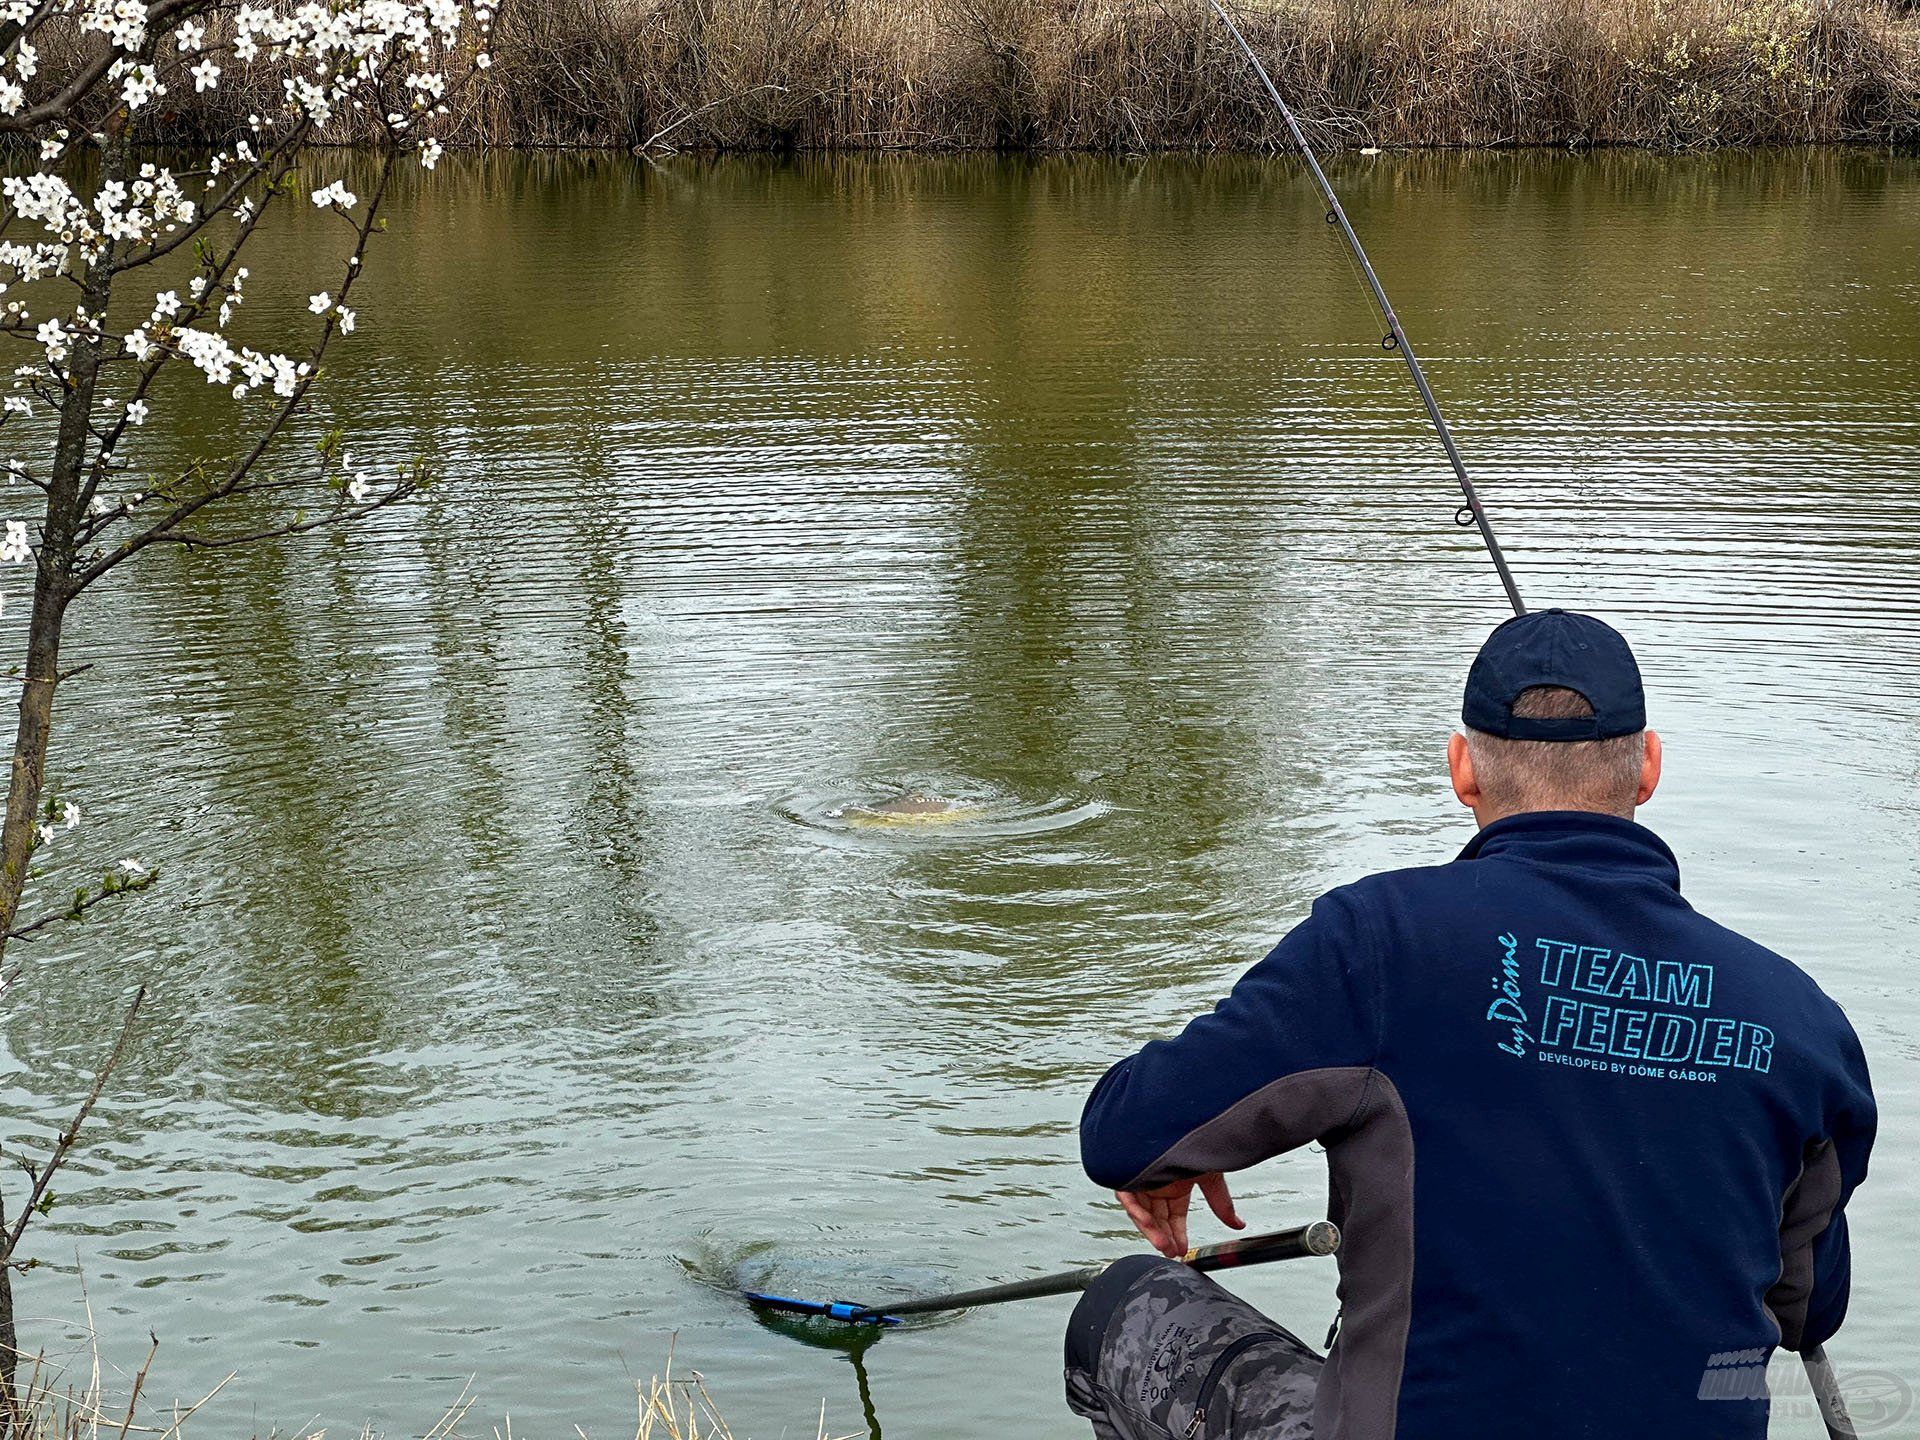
[0,1192,13,1434]
[0,245,115,1425]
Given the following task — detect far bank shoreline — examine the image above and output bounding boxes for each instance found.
[116,0,1920,155]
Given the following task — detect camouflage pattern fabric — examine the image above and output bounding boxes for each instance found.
[1064,1255,1322,1439]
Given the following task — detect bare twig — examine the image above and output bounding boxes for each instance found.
[2,987,146,1266]
[639,83,789,152]
[7,869,159,944]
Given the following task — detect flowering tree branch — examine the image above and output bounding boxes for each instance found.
[6,858,156,942]
[0,0,488,1414]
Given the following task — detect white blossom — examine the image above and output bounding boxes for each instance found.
[191,59,221,93]
[116,61,164,111]
[92,168,195,245]
[1,519,30,563]
[336,306,356,334]
[311,180,357,211]
[62,800,79,829]
[308,291,332,314]
[126,399,148,425]
[119,858,147,876]
[82,0,149,51]
[3,173,88,241]
[34,318,69,365]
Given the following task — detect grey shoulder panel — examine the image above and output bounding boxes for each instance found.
[1122,1065,1416,1440]
[1766,1138,1843,1351]
[1122,1065,1378,1192]
[1316,1071,1415,1440]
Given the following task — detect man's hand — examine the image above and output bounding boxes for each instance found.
[1116,1172,1245,1258]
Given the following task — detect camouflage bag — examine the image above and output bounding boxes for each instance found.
[1064,1255,1323,1440]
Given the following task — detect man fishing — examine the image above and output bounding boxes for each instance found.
[1067,609,1876,1440]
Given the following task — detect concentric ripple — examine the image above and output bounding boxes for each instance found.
[776,778,1110,840]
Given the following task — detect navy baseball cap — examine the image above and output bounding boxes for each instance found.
[1462,610,1646,741]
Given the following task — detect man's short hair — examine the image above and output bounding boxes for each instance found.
[1463,687,1646,818]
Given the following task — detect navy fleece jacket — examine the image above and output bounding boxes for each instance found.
[1080,811,1875,1440]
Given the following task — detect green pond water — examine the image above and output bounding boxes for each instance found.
[4,149,1917,1437]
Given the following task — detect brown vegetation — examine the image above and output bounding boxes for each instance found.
[23,0,1916,151]
[441,0,1920,151]
[5,1342,846,1440]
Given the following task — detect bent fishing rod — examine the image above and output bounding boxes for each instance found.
[1207,9,1858,1438]
[746,1219,1339,1326]
[1207,0,1525,619]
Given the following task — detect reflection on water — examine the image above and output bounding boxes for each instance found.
[1,150,1916,1439]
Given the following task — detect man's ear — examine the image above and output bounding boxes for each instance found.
[1448,732,1481,812]
[1636,730,1663,807]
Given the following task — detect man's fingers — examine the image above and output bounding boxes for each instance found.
[1198,1171,1246,1231]
[1118,1190,1172,1254]
[1122,1178,1239,1259]
[1147,1194,1176,1257]
[1163,1188,1190,1256]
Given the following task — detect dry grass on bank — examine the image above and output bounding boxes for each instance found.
[21,0,1917,151]
[462,0,1918,151]
[5,1340,848,1440]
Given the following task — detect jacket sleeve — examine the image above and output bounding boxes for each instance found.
[1792,1023,1877,1351]
[1079,886,1380,1192]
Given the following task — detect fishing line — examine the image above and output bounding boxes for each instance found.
[1207,0,1527,618]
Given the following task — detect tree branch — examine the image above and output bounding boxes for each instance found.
[0,0,216,134]
[1,986,144,1266]
[7,867,157,944]
[73,150,403,592]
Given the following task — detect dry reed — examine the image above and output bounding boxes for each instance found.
[4,1329,848,1440]
[379,0,1920,150]
[20,0,1919,151]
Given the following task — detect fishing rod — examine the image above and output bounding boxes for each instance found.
[1207,0,1525,618]
[1208,12,1859,1437]
[745,1219,1339,1326]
